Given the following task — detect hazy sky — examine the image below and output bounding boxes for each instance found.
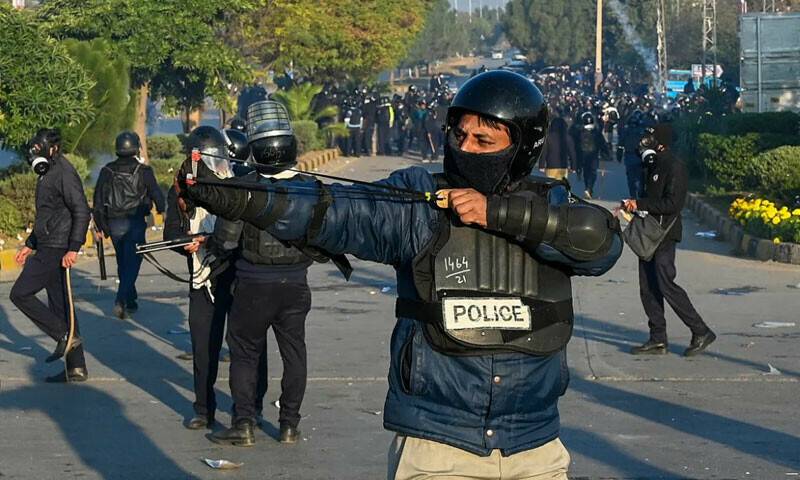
[450,0,509,11]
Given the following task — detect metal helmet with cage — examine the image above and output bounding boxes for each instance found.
[185,126,232,179]
[246,100,298,173]
[443,70,549,194]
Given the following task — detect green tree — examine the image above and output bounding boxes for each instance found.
[62,38,134,155]
[232,0,434,81]
[272,83,348,147]
[271,84,338,123]
[0,4,94,148]
[38,0,255,155]
[404,0,469,68]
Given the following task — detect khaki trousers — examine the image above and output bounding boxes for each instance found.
[388,435,570,480]
[544,168,569,180]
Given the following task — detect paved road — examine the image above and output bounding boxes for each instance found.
[0,153,798,479]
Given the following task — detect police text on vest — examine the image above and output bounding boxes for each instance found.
[442,298,532,331]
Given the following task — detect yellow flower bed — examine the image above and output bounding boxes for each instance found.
[729,197,800,244]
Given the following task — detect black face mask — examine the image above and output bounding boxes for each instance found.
[443,133,515,195]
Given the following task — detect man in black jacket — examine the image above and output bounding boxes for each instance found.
[539,113,577,180]
[93,131,165,319]
[623,124,716,357]
[10,128,92,382]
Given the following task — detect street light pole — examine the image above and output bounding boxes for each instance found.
[595,0,603,93]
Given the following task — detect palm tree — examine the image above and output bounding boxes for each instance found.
[272,83,348,144]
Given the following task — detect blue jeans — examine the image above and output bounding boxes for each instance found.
[109,217,146,307]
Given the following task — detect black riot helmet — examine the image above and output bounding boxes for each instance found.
[26,128,61,176]
[223,128,251,161]
[115,131,141,157]
[229,117,246,132]
[444,70,549,193]
[185,126,232,178]
[580,111,595,127]
[246,100,297,172]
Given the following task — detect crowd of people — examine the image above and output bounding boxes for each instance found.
[311,76,454,162]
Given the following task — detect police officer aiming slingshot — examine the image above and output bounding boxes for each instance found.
[179,71,622,479]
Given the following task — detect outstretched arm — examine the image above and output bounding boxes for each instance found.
[184,167,438,266]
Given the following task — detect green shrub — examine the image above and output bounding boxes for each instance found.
[0,196,24,237]
[695,131,800,192]
[755,133,800,152]
[292,120,323,155]
[65,153,91,181]
[150,155,184,191]
[698,133,761,191]
[675,111,800,176]
[753,146,800,203]
[147,135,183,159]
[0,171,38,227]
[724,112,800,136]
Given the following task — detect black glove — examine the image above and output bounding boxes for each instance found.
[177,157,251,221]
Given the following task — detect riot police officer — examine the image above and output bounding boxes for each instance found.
[209,101,349,446]
[183,71,621,478]
[165,126,242,430]
[376,96,394,156]
[573,111,609,199]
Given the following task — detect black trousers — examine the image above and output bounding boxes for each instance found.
[186,267,265,418]
[377,124,392,155]
[362,123,375,155]
[395,126,406,154]
[228,281,311,427]
[10,248,86,368]
[639,241,708,342]
[346,128,362,157]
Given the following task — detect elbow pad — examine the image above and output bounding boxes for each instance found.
[487,194,559,245]
[549,203,619,261]
[211,218,244,252]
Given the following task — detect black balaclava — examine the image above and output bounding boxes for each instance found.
[443,126,516,195]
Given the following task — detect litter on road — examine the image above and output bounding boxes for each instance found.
[204,459,243,470]
[753,321,796,328]
[167,328,190,335]
[695,231,717,238]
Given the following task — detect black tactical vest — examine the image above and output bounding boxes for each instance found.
[396,193,574,357]
[240,221,312,267]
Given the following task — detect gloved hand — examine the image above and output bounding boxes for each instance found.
[177,156,251,221]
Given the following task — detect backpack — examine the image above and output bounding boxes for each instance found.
[579,129,597,154]
[103,164,147,218]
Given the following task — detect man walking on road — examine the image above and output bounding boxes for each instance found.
[624,124,716,357]
[10,128,91,382]
[93,131,165,319]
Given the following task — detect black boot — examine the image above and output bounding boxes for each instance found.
[112,303,128,320]
[45,367,88,383]
[279,423,300,444]
[684,330,716,357]
[45,334,82,363]
[186,415,215,430]
[209,419,255,447]
[630,339,668,355]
